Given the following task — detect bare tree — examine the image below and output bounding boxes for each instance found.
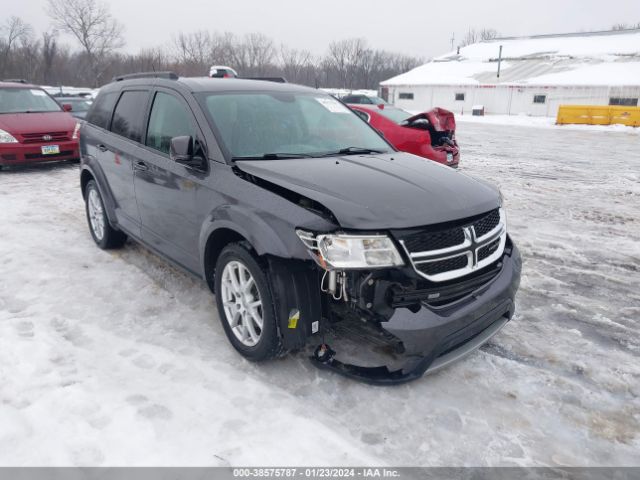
[0,16,33,74]
[480,28,499,41]
[611,22,640,30]
[327,38,368,88]
[210,32,237,67]
[1,17,33,51]
[173,31,212,69]
[1,17,423,90]
[460,27,500,47]
[46,0,124,85]
[235,33,275,75]
[41,32,58,84]
[280,45,311,83]
[460,28,478,48]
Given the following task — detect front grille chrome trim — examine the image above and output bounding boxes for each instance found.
[400,209,507,282]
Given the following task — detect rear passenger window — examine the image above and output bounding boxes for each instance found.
[146,92,195,155]
[111,90,149,143]
[86,92,118,129]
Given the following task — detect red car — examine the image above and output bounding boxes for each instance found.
[0,81,80,169]
[348,104,460,167]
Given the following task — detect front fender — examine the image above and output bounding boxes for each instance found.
[198,204,314,273]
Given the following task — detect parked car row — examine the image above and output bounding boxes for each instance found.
[51,95,93,119]
[76,72,520,384]
[0,79,457,171]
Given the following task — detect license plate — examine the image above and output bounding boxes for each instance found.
[41,145,60,155]
[447,153,453,163]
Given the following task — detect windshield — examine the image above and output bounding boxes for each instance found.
[197,92,391,159]
[59,98,93,112]
[377,107,412,124]
[0,88,62,114]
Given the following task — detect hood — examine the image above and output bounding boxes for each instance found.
[0,111,76,134]
[406,108,456,132]
[236,152,500,230]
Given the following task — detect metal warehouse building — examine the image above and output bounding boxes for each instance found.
[380,29,640,117]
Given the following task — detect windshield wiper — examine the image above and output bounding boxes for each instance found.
[318,147,388,157]
[232,153,314,160]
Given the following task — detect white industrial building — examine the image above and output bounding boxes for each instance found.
[380,29,640,117]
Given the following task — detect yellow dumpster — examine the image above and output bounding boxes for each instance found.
[557,105,640,127]
[609,106,640,127]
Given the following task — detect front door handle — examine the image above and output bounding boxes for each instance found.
[134,161,149,171]
[97,144,108,152]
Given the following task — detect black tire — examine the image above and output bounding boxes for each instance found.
[84,180,127,249]
[214,243,285,361]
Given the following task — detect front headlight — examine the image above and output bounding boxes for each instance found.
[296,230,404,270]
[0,129,18,143]
[72,122,80,140]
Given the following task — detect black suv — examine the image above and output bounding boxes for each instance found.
[79,72,521,384]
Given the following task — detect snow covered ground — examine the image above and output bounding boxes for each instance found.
[455,113,640,133]
[0,122,639,467]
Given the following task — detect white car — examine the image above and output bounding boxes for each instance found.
[209,66,238,78]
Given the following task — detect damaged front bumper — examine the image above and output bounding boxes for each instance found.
[311,241,522,385]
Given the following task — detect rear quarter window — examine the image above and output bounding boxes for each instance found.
[110,90,150,143]
[86,92,118,129]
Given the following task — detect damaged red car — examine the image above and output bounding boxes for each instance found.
[348,104,460,167]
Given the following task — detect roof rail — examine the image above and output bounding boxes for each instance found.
[243,76,288,83]
[112,71,179,82]
[2,78,28,84]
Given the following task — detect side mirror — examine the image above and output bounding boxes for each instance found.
[170,135,207,171]
[62,103,73,112]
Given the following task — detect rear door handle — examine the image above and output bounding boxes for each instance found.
[134,161,149,171]
[97,144,108,152]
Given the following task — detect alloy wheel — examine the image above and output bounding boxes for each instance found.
[220,260,264,347]
[87,188,105,241]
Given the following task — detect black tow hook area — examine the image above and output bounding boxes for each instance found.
[311,343,430,386]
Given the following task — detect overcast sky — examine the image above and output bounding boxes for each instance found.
[6,0,640,59]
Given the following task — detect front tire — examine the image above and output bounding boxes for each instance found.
[84,180,127,249]
[214,243,284,361]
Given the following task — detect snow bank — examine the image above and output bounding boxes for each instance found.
[454,113,640,133]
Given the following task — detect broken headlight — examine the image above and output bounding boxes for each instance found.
[296,230,405,270]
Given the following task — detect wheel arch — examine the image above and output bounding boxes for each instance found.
[79,164,119,227]
[203,227,251,292]
[80,168,94,197]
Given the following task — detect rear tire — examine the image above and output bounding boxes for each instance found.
[214,243,284,361]
[84,180,127,249]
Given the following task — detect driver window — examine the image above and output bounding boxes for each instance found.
[146,92,195,155]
